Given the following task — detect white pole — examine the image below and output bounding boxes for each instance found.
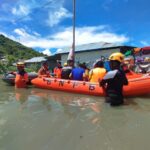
[72,0,76,63]
[67,0,76,66]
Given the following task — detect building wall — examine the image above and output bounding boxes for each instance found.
[47,59,57,72]
[47,54,61,72]
[61,48,120,68]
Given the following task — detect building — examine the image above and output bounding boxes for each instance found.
[24,42,135,71]
[24,56,47,68]
[46,54,61,71]
[24,57,47,70]
[25,56,61,72]
[57,42,135,67]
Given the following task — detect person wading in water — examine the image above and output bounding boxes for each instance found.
[15,62,28,88]
[100,52,128,106]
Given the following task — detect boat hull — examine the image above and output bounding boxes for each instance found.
[31,75,150,97]
[2,72,38,85]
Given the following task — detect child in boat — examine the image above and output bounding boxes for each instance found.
[15,62,28,88]
[100,52,128,106]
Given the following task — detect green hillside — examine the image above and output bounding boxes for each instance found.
[0,34,44,61]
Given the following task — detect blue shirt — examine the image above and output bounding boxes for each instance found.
[104,61,111,71]
[71,67,85,81]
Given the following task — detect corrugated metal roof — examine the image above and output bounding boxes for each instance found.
[57,42,123,54]
[25,57,47,63]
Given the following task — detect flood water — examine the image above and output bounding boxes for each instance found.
[0,79,150,150]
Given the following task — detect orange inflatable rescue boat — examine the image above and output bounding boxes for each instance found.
[31,73,150,97]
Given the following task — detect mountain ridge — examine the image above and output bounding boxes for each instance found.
[0,34,44,61]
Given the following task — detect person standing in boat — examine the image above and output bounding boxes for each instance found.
[69,63,85,81]
[38,61,50,77]
[53,61,62,78]
[81,62,90,81]
[15,62,28,88]
[89,59,106,83]
[100,52,128,106]
[61,61,73,79]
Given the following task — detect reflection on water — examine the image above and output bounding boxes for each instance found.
[31,89,103,125]
[1,80,150,150]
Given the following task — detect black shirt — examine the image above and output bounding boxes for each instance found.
[101,69,128,96]
[61,66,72,79]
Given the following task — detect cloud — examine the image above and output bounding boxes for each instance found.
[12,5,30,16]
[140,40,149,46]
[46,7,72,27]
[42,49,52,56]
[102,0,113,10]
[56,48,63,53]
[33,31,41,37]
[0,31,8,37]
[0,0,69,26]
[2,25,129,54]
[14,28,28,37]
[0,1,33,23]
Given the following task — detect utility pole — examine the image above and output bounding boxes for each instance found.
[72,0,76,63]
[67,0,76,66]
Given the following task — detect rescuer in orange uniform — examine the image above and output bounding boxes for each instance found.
[53,61,62,78]
[38,61,50,77]
[15,62,28,88]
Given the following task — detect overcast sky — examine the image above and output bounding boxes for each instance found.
[0,0,150,55]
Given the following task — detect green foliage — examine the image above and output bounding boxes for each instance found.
[0,63,41,74]
[25,64,41,72]
[6,65,16,72]
[0,62,16,74]
[0,34,44,62]
[7,55,16,66]
[0,62,7,74]
[0,34,47,74]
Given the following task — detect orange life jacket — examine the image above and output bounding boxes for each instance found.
[54,67,62,78]
[38,67,50,77]
[15,72,28,88]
